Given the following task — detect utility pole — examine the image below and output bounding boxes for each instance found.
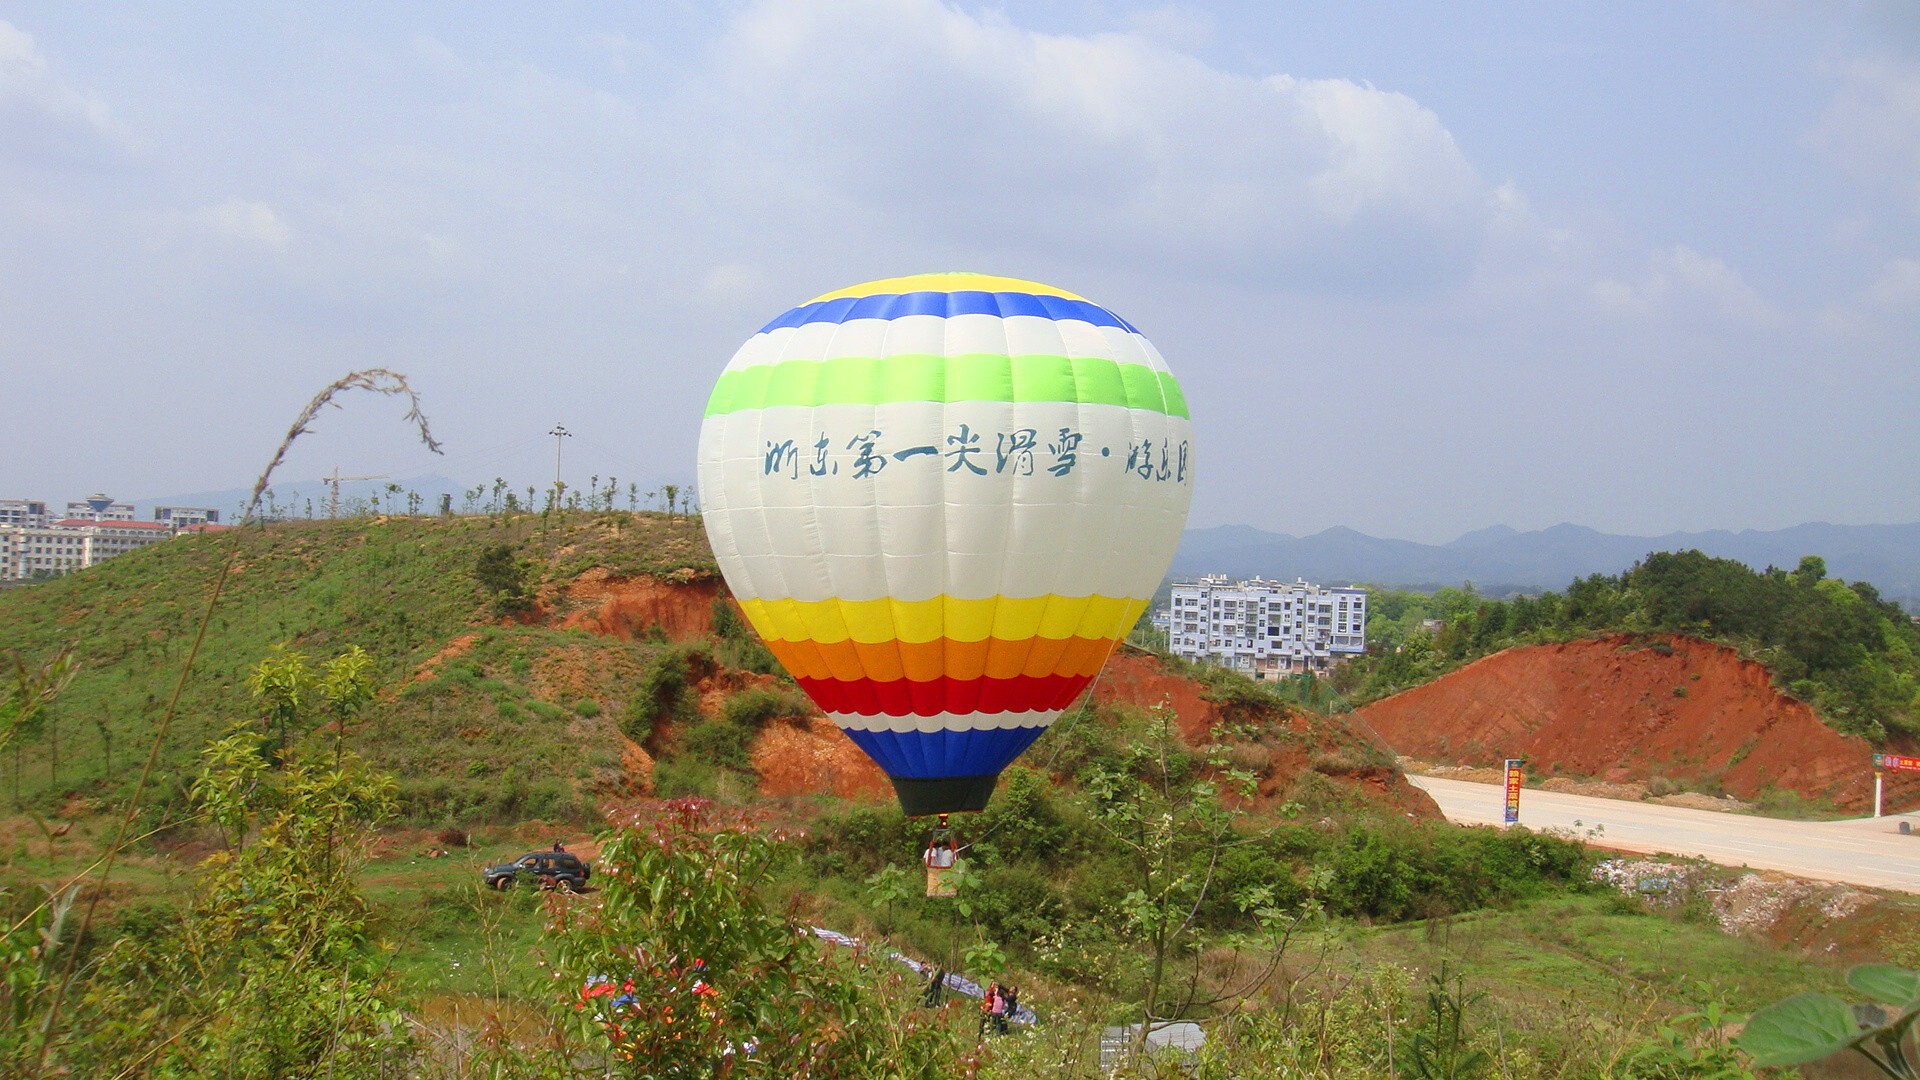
[548,424,572,487]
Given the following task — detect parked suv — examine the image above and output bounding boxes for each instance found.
[483,850,591,892]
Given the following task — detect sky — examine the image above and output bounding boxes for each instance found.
[2,1,1917,543]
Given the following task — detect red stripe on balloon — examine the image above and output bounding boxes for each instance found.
[795,672,1096,718]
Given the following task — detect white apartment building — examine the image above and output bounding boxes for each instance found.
[0,500,49,528]
[0,519,173,579]
[1165,575,1368,679]
[154,505,221,527]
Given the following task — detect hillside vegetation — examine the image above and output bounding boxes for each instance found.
[5,511,1916,1075]
[1346,550,1920,744]
[0,510,712,821]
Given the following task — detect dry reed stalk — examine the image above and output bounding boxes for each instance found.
[33,369,440,1069]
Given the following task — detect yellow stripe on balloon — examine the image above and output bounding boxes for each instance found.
[737,594,1149,646]
[806,273,1087,304]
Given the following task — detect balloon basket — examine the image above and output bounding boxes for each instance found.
[926,860,962,898]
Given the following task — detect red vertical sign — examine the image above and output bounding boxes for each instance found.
[1503,759,1523,824]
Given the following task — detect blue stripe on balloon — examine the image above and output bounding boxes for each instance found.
[840,725,1049,780]
[757,291,1140,335]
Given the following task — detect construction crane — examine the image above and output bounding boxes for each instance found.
[324,468,388,518]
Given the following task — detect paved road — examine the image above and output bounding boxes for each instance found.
[1410,775,1920,894]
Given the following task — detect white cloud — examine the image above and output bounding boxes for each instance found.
[0,18,123,162]
[1819,255,1920,333]
[1591,245,1772,324]
[1807,56,1920,212]
[1867,256,1920,309]
[703,0,1496,290]
[198,199,292,249]
[701,262,762,297]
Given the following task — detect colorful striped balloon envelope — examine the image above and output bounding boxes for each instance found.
[697,273,1195,815]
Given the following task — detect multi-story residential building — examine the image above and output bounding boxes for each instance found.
[1165,574,1368,679]
[63,494,136,522]
[0,519,173,579]
[153,506,222,528]
[0,500,49,528]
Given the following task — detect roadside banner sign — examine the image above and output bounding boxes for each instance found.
[1503,759,1523,824]
[1873,753,1920,773]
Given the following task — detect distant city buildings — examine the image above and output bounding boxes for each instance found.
[0,494,227,581]
[153,505,222,528]
[1162,574,1368,680]
[63,494,136,522]
[0,500,48,528]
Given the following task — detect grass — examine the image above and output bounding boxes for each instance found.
[1323,893,1846,1010]
[0,511,714,821]
[361,844,552,1000]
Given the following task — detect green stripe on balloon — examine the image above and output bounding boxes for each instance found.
[704,354,1189,418]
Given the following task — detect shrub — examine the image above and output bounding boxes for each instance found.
[720,685,811,729]
[624,646,700,743]
[678,718,754,772]
[547,800,965,1076]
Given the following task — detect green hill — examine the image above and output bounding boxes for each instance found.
[0,510,714,822]
[1347,550,1920,743]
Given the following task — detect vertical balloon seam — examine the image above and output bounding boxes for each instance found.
[1024,308,1083,744]
[877,300,925,779]
[756,327,835,698]
[938,296,974,777]
[983,292,1032,772]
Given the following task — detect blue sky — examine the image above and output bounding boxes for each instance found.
[2,1,1916,541]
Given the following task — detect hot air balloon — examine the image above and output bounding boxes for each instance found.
[696,273,1193,816]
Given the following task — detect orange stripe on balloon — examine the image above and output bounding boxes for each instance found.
[763,634,1120,683]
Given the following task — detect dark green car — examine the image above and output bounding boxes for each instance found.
[482,850,590,892]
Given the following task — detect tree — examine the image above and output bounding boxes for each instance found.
[19,648,406,1074]
[1080,707,1286,1058]
[474,543,534,617]
[1,648,77,759]
[246,645,376,765]
[246,646,312,762]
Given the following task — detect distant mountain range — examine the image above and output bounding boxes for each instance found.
[1174,522,1920,602]
[125,479,1919,605]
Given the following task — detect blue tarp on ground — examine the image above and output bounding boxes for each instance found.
[808,926,1037,1025]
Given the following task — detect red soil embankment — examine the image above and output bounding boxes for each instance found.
[1095,649,1442,819]
[545,575,1439,817]
[1090,648,1226,744]
[554,568,720,641]
[1356,634,1920,813]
